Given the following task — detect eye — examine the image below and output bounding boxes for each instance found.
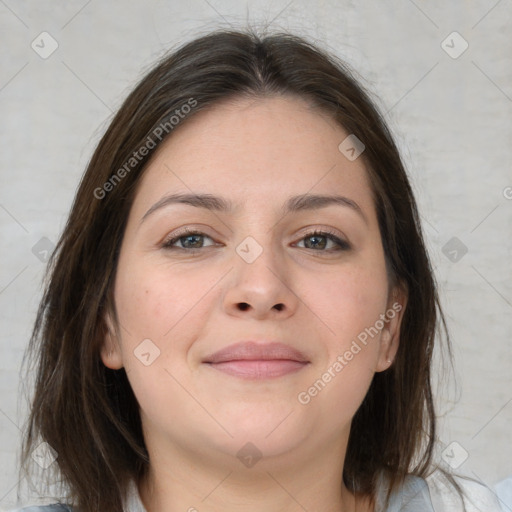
[162,229,217,250]
[295,230,350,251]
[161,228,349,252]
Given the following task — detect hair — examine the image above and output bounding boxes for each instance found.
[20,28,459,511]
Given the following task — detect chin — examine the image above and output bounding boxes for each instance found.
[224,415,312,456]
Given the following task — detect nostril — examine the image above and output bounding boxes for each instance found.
[235,302,285,312]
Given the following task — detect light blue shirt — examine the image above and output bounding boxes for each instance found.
[10,472,505,511]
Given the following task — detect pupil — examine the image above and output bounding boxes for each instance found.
[306,235,326,249]
[183,235,202,248]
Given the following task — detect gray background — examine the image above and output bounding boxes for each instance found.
[1,0,511,509]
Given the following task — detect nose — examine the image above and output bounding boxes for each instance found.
[222,242,299,321]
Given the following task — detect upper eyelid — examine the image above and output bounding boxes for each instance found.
[164,224,346,238]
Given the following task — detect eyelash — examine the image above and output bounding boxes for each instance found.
[161,228,351,252]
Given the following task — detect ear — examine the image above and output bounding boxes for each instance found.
[375,284,408,372]
[99,311,124,370]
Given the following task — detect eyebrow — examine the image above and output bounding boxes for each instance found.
[140,192,368,225]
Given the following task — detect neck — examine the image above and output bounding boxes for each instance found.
[138,436,369,512]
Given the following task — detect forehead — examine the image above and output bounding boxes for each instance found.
[132,95,374,216]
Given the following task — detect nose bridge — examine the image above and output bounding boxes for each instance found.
[223,232,297,318]
[235,233,285,292]
[233,207,282,271]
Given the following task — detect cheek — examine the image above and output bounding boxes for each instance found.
[305,262,389,349]
[112,259,213,418]
[306,262,389,417]
[116,258,194,334]
[113,256,220,369]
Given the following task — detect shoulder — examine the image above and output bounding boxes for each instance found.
[495,475,512,511]
[381,474,436,511]
[376,470,503,511]
[425,470,503,512]
[9,505,74,512]
[375,472,435,511]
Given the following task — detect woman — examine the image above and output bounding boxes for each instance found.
[16,30,502,512]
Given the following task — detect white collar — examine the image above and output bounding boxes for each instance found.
[123,479,147,512]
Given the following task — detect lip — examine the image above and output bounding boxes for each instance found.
[203,341,310,379]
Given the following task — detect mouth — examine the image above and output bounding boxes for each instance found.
[203,341,310,380]
[205,359,309,379]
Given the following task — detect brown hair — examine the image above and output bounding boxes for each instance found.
[21,29,455,511]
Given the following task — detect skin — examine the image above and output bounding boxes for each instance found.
[101,95,407,512]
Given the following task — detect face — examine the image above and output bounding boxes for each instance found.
[101,95,406,471]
